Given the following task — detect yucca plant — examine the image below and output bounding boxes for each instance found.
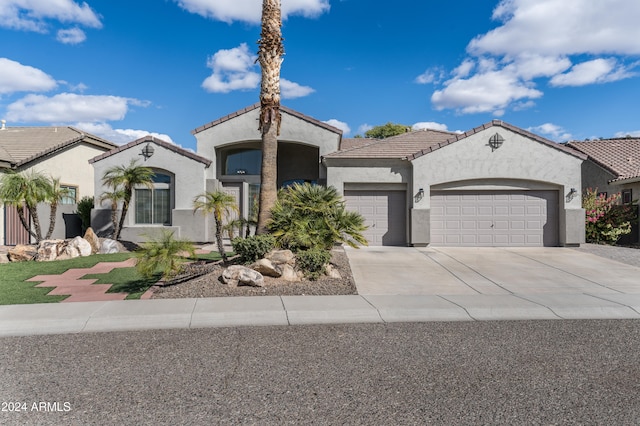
[135,230,195,281]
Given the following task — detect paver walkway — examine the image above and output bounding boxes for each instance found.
[27,258,139,303]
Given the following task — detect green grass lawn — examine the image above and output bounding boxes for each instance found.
[0,251,226,305]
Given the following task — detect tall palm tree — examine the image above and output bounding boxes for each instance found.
[102,159,154,240]
[0,170,51,243]
[193,191,239,262]
[256,0,285,234]
[44,177,72,240]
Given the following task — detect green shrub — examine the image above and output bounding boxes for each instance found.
[135,230,195,280]
[296,247,331,280]
[267,183,368,251]
[232,234,276,263]
[76,196,94,233]
[584,188,637,245]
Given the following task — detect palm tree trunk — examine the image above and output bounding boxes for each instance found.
[116,192,131,240]
[45,201,58,240]
[256,0,284,235]
[29,204,44,243]
[16,206,38,242]
[214,216,228,263]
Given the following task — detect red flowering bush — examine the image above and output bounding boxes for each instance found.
[583,188,636,244]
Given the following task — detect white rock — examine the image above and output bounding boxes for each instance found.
[222,265,265,287]
[66,236,92,257]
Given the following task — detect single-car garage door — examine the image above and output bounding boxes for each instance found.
[344,190,406,246]
[430,190,559,247]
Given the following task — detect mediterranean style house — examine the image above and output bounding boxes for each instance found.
[0,124,116,245]
[90,103,587,247]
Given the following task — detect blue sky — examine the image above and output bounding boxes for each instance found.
[1,0,640,151]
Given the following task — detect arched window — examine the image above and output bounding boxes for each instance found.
[135,172,171,225]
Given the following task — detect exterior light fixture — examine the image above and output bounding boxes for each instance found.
[488,133,504,151]
[140,143,155,161]
[414,188,425,203]
[566,187,578,202]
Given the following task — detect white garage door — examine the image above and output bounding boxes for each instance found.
[430,190,559,247]
[344,190,406,246]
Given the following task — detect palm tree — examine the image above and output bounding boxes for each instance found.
[0,170,51,243]
[193,191,239,262]
[44,177,72,240]
[98,188,126,239]
[256,0,285,234]
[135,230,195,281]
[101,159,154,240]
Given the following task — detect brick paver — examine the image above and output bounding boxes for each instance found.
[27,258,137,303]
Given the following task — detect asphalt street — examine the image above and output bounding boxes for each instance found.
[1,320,639,425]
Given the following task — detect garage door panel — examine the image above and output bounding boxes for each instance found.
[345,190,406,246]
[431,190,558,247]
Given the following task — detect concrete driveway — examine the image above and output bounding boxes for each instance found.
[345,246,640,296]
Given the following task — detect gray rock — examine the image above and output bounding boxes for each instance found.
[251,258,282,277]
[265,249,296,266]
[0,253,9,264]
[66,236,92,258]
[279,264,302,282]
[222,265,265,287]
[99,238,122,254]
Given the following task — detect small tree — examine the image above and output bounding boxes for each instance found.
[44,177,72,240]
[0,170,52,243]
[98,189,125,239]
[364,122,410,139]
[76,196,94,233]
[583,188,637,245]
[193,191,239,262]
[101,160,154,240]
[135,230,195,280]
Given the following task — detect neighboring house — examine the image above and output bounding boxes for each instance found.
[90,105,587,247]
[0,123,117,245]
[567,138,640,242]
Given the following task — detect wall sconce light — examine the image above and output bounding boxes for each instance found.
[414,188,424,203]
[140,143,155,161]
[566,187,578,202]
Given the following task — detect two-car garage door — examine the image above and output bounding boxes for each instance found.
[430,190,559,247]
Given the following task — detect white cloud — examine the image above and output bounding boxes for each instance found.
[550,58,635,87]
[415,68,444,85]
[412,122,449,132]
[528,123,572,142]
[175,0,330,24]
[202,44,260,93]
[75,122,175,145]
[201,43,314,98]
[614,130,640,138]
[323,119,350,135]
[0,58,57,94]
[280,79,314,99]
[56,27,86,44]
[431,0,640,115]
[6,93,136,123]
[0,0,102,34]
[357,124,373,135]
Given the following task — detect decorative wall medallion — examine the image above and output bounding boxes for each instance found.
[488,133,504,151]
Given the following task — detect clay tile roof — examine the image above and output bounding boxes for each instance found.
[327,128,457,159]
[89,135,212,166]
[0,126,116,169]
[567,138,640,181]
[191,103,343,135]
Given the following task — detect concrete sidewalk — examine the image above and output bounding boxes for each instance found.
[1,292,640,337]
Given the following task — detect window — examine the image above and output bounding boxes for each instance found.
[60,185,77,205]
[135,173,171,225]
[622,189,633,204]
[224,148,261,175]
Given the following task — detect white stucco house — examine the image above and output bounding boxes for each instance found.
[0,124,117,245]
[90,103,588,247]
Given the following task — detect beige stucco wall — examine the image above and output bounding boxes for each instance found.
[325,159,411,194]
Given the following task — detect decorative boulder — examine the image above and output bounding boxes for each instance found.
[83,227,100,254]
[222,265,265,287]
[279,264,303,282]
[326,264,342,279]
[65,236,92,258]
[36,240,65,262]
[251,258,282,278]
[99,239,123,254]
[265,249,295,266]
[8,244,37,262]
[0,253,8,264]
